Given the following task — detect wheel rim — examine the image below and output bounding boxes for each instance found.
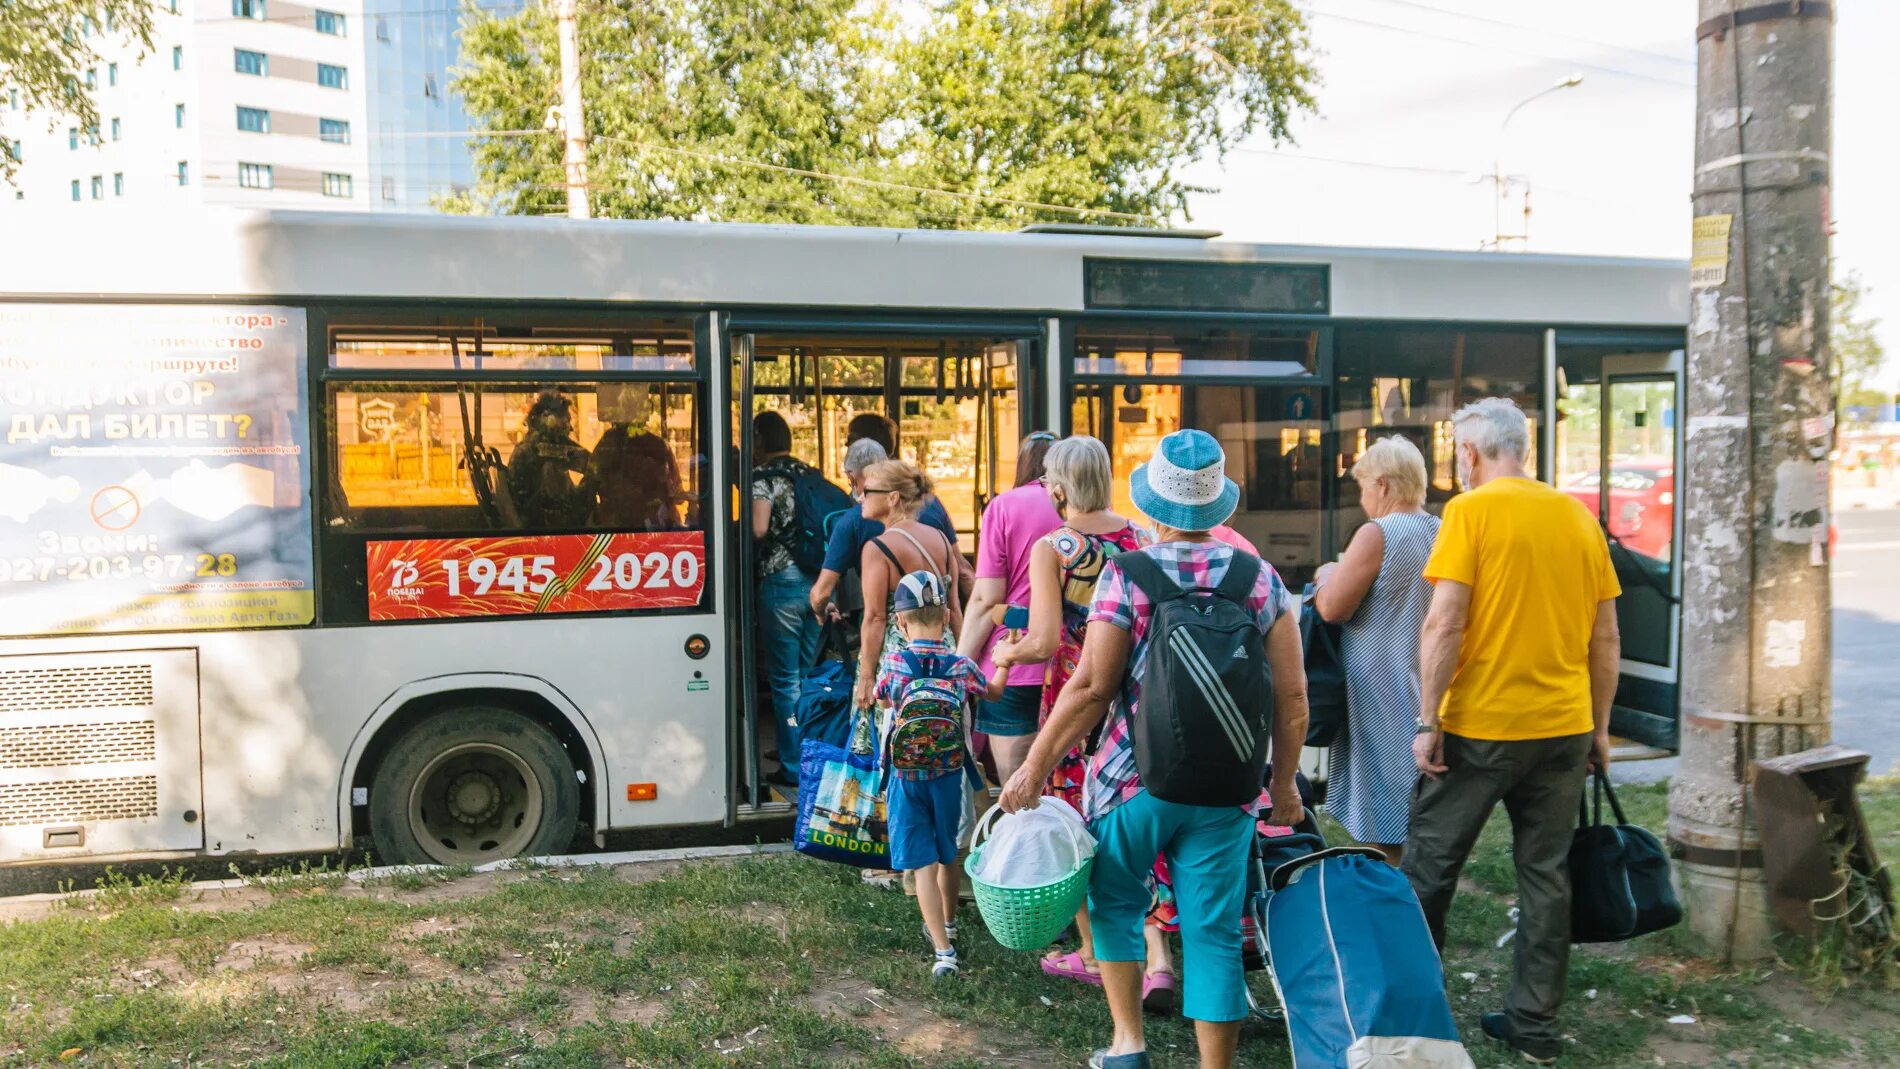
[405,742,546,865]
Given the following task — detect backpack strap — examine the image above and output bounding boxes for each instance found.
[1213,550,1263,608]
[869,535,903,572]
[1114,550,1184,606]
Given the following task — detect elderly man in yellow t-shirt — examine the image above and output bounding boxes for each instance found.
[1404,397,1622,1066]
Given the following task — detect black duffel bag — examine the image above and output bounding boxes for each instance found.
[1569,771,1682,943]
[1298,585,1347,748]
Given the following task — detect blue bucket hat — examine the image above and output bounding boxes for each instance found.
[892,569,947,613]
[1129,429,1240,532]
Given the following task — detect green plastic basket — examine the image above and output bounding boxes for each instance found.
[965,805,1095,952]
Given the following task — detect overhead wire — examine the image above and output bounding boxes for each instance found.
[1354,0,1694,67]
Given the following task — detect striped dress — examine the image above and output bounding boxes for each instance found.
[1328,511,1440,846]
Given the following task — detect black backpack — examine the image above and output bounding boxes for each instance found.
[1117,550,1274,808]
[777,460,854,575]
[1298,585,1347,748]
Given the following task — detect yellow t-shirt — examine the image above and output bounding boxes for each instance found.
[1423,477,1621,740]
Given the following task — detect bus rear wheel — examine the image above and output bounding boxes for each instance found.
[368,706,581,867]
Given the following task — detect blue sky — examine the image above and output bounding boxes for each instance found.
[1183,0,1897,389]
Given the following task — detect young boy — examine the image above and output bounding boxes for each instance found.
[874,570,1008,980]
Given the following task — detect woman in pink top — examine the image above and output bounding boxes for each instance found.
[1208,523,1258,555]
[957,432,1062,783]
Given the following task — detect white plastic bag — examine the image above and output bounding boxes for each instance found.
[971,798,1096,889]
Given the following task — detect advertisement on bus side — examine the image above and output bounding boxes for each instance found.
[365,531,707,620]
[0,304,314,636]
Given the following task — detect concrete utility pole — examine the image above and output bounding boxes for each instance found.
[1674,0,1835,962]
[554,0,590,219]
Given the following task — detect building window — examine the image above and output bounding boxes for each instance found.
[110,117,120,141]
[173,46,183,69]
[237,106,270,133]
[87,124,100,146]
[113,172,123,196]
[232,0,265,20]
[71,180,81,202]
[315,9,345,35]
[381,175,395,200]
[6,140,18,162]
[238,162,272,189]
[322,172,352,198]
[108,63,118,86]
[318,63,348,89]
[90,175,103,200]
[177,160,188,186]
[423,73,439,99]
[235,49,268,76]
[67,127,78,150]
[175,103,185,127]
[375,16,389,41]
[169,0,177,12]
[85,68,97,89]
[8,89,17,110]
[319,118,349,144]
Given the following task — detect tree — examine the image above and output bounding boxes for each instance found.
[1833,270,1889,415]
[0,0,155,183]
[447,0,1316,227]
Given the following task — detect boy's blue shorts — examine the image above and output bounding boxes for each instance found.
[887,773,963,871]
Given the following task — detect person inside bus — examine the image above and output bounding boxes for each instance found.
[809,438,958,623]
[588,427,685,530]
[508,389,592,529]
[956,431,1062,785]
[753,410,822,789]
[841,412,972,600]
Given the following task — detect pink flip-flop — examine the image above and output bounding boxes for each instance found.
[1141,970,1179,1015]
[1040,950,1104,986]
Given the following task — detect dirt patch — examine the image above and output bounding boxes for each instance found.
[802,972,1043,1066]
[215,938,313,972]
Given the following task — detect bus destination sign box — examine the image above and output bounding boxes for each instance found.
[1083,258,1329,315]
[366,532,706,620]
[0,303,314,636]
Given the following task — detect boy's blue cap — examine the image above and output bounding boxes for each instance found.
[893,570,946,613]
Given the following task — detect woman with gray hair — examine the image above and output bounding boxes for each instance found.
[1313,434,1440,864]
[991,436,1179,1007]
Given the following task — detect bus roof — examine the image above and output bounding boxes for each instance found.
[2,210,1688,328]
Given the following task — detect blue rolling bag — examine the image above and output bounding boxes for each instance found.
[1265,847,1474,1069]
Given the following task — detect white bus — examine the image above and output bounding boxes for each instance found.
[0,211,1688,870]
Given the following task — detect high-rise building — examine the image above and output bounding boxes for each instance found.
[0,0,517,213]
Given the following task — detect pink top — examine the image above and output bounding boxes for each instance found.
[1209,524,1259,556]
[975,483,1064,685]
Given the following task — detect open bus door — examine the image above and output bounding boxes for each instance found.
[1554,336,1686,752]
[726,324,1042,815]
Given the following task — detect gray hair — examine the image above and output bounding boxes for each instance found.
[1352,434,1428,507]
[1042,435,1112,514]
[842,437,888,476]
[1450,397,1531,463]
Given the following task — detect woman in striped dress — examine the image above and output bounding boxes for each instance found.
[1314,435,1439,865]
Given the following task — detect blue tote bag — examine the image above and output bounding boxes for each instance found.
[794,712,891,869]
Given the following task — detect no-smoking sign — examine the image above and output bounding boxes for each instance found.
[90,485,142,531]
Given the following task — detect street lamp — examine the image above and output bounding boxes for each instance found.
[1488,74,1583,250]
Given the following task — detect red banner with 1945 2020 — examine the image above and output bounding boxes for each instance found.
[366,532,706,620]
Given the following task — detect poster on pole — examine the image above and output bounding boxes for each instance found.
[1691,214,1733,289]
[0,304,314,636]
[365,531,706,620]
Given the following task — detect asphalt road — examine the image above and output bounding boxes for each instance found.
[1617,505,1900,784]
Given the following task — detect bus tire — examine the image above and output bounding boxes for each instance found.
[367,705,581,868]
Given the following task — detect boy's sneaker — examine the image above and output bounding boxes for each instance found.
[931,947,959,981]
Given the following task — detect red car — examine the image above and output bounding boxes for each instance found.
[1564,459,1675,560]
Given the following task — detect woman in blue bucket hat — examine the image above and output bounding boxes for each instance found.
[999,428,1311,1069]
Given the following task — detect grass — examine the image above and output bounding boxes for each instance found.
[0,781,1894,1067]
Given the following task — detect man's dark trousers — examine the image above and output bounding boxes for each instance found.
[1401,731,1591,1045]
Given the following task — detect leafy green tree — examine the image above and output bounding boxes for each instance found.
[447,0,1316,226]
[0,0,155,183]
[1833,270,1889,415]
